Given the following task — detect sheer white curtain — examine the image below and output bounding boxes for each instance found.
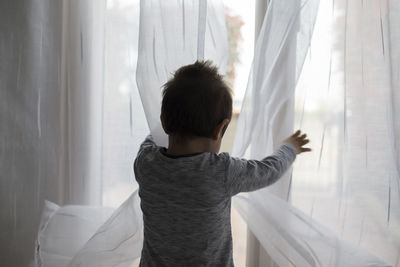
[0,1,64,265]
[290,0,400,264]
[4,0,399,266]
[234,0,400,266]
[0,0,106,265]
[101,0,146,208]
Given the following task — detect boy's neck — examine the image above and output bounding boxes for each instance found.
[166,135,221,155]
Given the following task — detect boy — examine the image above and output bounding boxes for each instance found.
[134,61,311,266]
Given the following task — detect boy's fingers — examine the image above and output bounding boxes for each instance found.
[301,147,312,152]
[300,139,310,145]
[293,130,301,137]
[299,134,307,139]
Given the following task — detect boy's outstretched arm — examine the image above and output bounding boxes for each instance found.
[224,130,311,196]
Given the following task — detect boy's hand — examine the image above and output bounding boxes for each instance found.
[283,130,311,154]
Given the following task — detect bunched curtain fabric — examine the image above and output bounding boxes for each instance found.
[232,0,320,197]
[233,0,400,265]
[136,0,229,146]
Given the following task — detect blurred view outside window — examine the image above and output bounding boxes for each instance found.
[221,3,255,266]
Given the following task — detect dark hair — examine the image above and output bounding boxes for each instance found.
[161,60,232,139]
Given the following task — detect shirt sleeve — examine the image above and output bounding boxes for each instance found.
[224,143,297,196]
[134,135,157,182]
[138,134,157,152]
[135,135,156,165]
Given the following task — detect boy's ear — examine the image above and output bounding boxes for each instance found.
[212,119,230,140]
[160,115,166,132]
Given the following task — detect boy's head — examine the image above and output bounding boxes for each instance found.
[161,60,232,142]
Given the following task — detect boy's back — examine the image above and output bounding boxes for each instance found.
[134,135,297,266]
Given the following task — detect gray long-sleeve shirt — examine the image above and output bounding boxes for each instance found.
[134,135,297,267]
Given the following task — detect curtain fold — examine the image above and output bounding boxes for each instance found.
[389,0,400,186]
[232,0,319,198]
[62,0,106,205]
